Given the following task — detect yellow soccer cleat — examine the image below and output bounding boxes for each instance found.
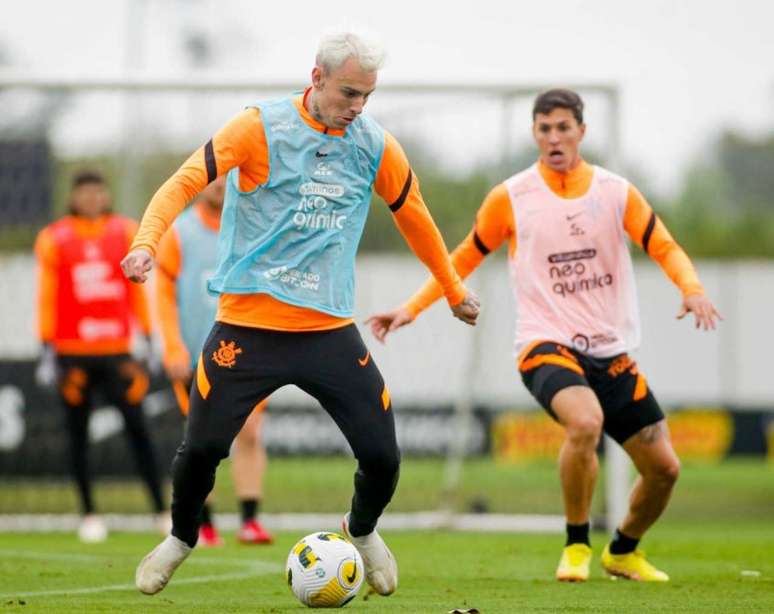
[556,543,592,582]
[601,544,669,582]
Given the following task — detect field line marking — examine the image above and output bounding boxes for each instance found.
[0,549,104,562]
[0,562,281,599]
[0,548,276,568]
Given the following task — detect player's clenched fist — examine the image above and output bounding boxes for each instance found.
[451,290,480,326]
[121,248,154,283]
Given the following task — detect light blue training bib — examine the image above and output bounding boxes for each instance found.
[175,206,219,367]
[208,95,385,317]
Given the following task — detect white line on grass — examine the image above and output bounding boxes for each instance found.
[0,512,565,533]
[0,550,105,562]
[0,548,275,569]
[0,561,281,599]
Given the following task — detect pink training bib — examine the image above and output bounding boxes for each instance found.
[506,164,639,358]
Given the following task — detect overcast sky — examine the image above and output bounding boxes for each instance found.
[1,0,773,197]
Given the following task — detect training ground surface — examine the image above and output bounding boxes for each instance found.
[1,458,773,612]
[1,522,773,613]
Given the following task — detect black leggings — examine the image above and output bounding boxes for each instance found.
[171,322,401,547]
[57,354,165,515]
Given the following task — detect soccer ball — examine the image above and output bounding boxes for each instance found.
[286,531,364,608]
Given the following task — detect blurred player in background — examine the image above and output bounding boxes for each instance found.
[367,89,720,583]
[34,170,168,543]
[123,29,479,596]
[155,175,273,546]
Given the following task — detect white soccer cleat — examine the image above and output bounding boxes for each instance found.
[342,513,398,596]
[135,535,192,595]
[78,515,108,543]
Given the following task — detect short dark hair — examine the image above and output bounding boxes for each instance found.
[532,89,584,124]
[71,170,106,190]
[68,170,111,216]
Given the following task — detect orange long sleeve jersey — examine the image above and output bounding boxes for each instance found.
[405,160,704,317]
[131,89,465,332]
[35,215,152,354]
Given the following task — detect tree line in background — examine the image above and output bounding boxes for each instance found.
[1,128,773,258]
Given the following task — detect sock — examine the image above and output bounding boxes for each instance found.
[565,522,591,546]
[609,529,640,554]
[240,498,258,524]
[347,513,374,538]
[200,503,213,526]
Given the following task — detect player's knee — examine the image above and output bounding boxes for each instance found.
[656,457,680,485]
[360,448,400,479]
[185,439,231,465]
[643,454,680,488]
[235,427,258,449]
[566,414,603,447]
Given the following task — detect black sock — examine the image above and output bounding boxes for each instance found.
[240,498,258,523]
[565,522,590,546]
[200,503,213,526]
[609,529,639,554]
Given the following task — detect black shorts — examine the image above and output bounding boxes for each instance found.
[518,341,664,444]
[185,321,398,466]
[56,353,149,410]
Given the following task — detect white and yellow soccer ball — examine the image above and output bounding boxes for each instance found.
[286,531,364,608]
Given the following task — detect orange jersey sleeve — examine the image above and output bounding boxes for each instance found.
[623,184,704,296]
[155,226,191,368]
[33,227,58,343]
[374,130,466,306]
[131,108,268,256]
[404,183,515,317]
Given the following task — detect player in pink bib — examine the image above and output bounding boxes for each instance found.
[367,89,721,583]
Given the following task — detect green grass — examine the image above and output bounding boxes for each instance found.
[2,457,773,522]
[0,523,773,613]
[1,457,772,611]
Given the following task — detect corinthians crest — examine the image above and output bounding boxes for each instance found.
[212,340,242,368]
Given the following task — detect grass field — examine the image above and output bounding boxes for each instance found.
[1,522,773,613]
[3,457,774,521]
[1,458,773,612]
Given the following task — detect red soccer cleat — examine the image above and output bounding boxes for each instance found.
[237,519,274,544]
[197,523,224,548]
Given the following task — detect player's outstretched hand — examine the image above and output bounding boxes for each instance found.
[676,293,722,331]
[451,290,480,326]
[365,307,414,344]
[121,248,154,283]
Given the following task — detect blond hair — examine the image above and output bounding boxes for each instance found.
[315,30,386,72]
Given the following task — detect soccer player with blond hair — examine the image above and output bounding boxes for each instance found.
[122,30,480,595]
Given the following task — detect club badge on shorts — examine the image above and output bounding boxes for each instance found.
[212,340,242,368]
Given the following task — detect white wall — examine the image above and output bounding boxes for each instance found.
[3,253,772,408]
